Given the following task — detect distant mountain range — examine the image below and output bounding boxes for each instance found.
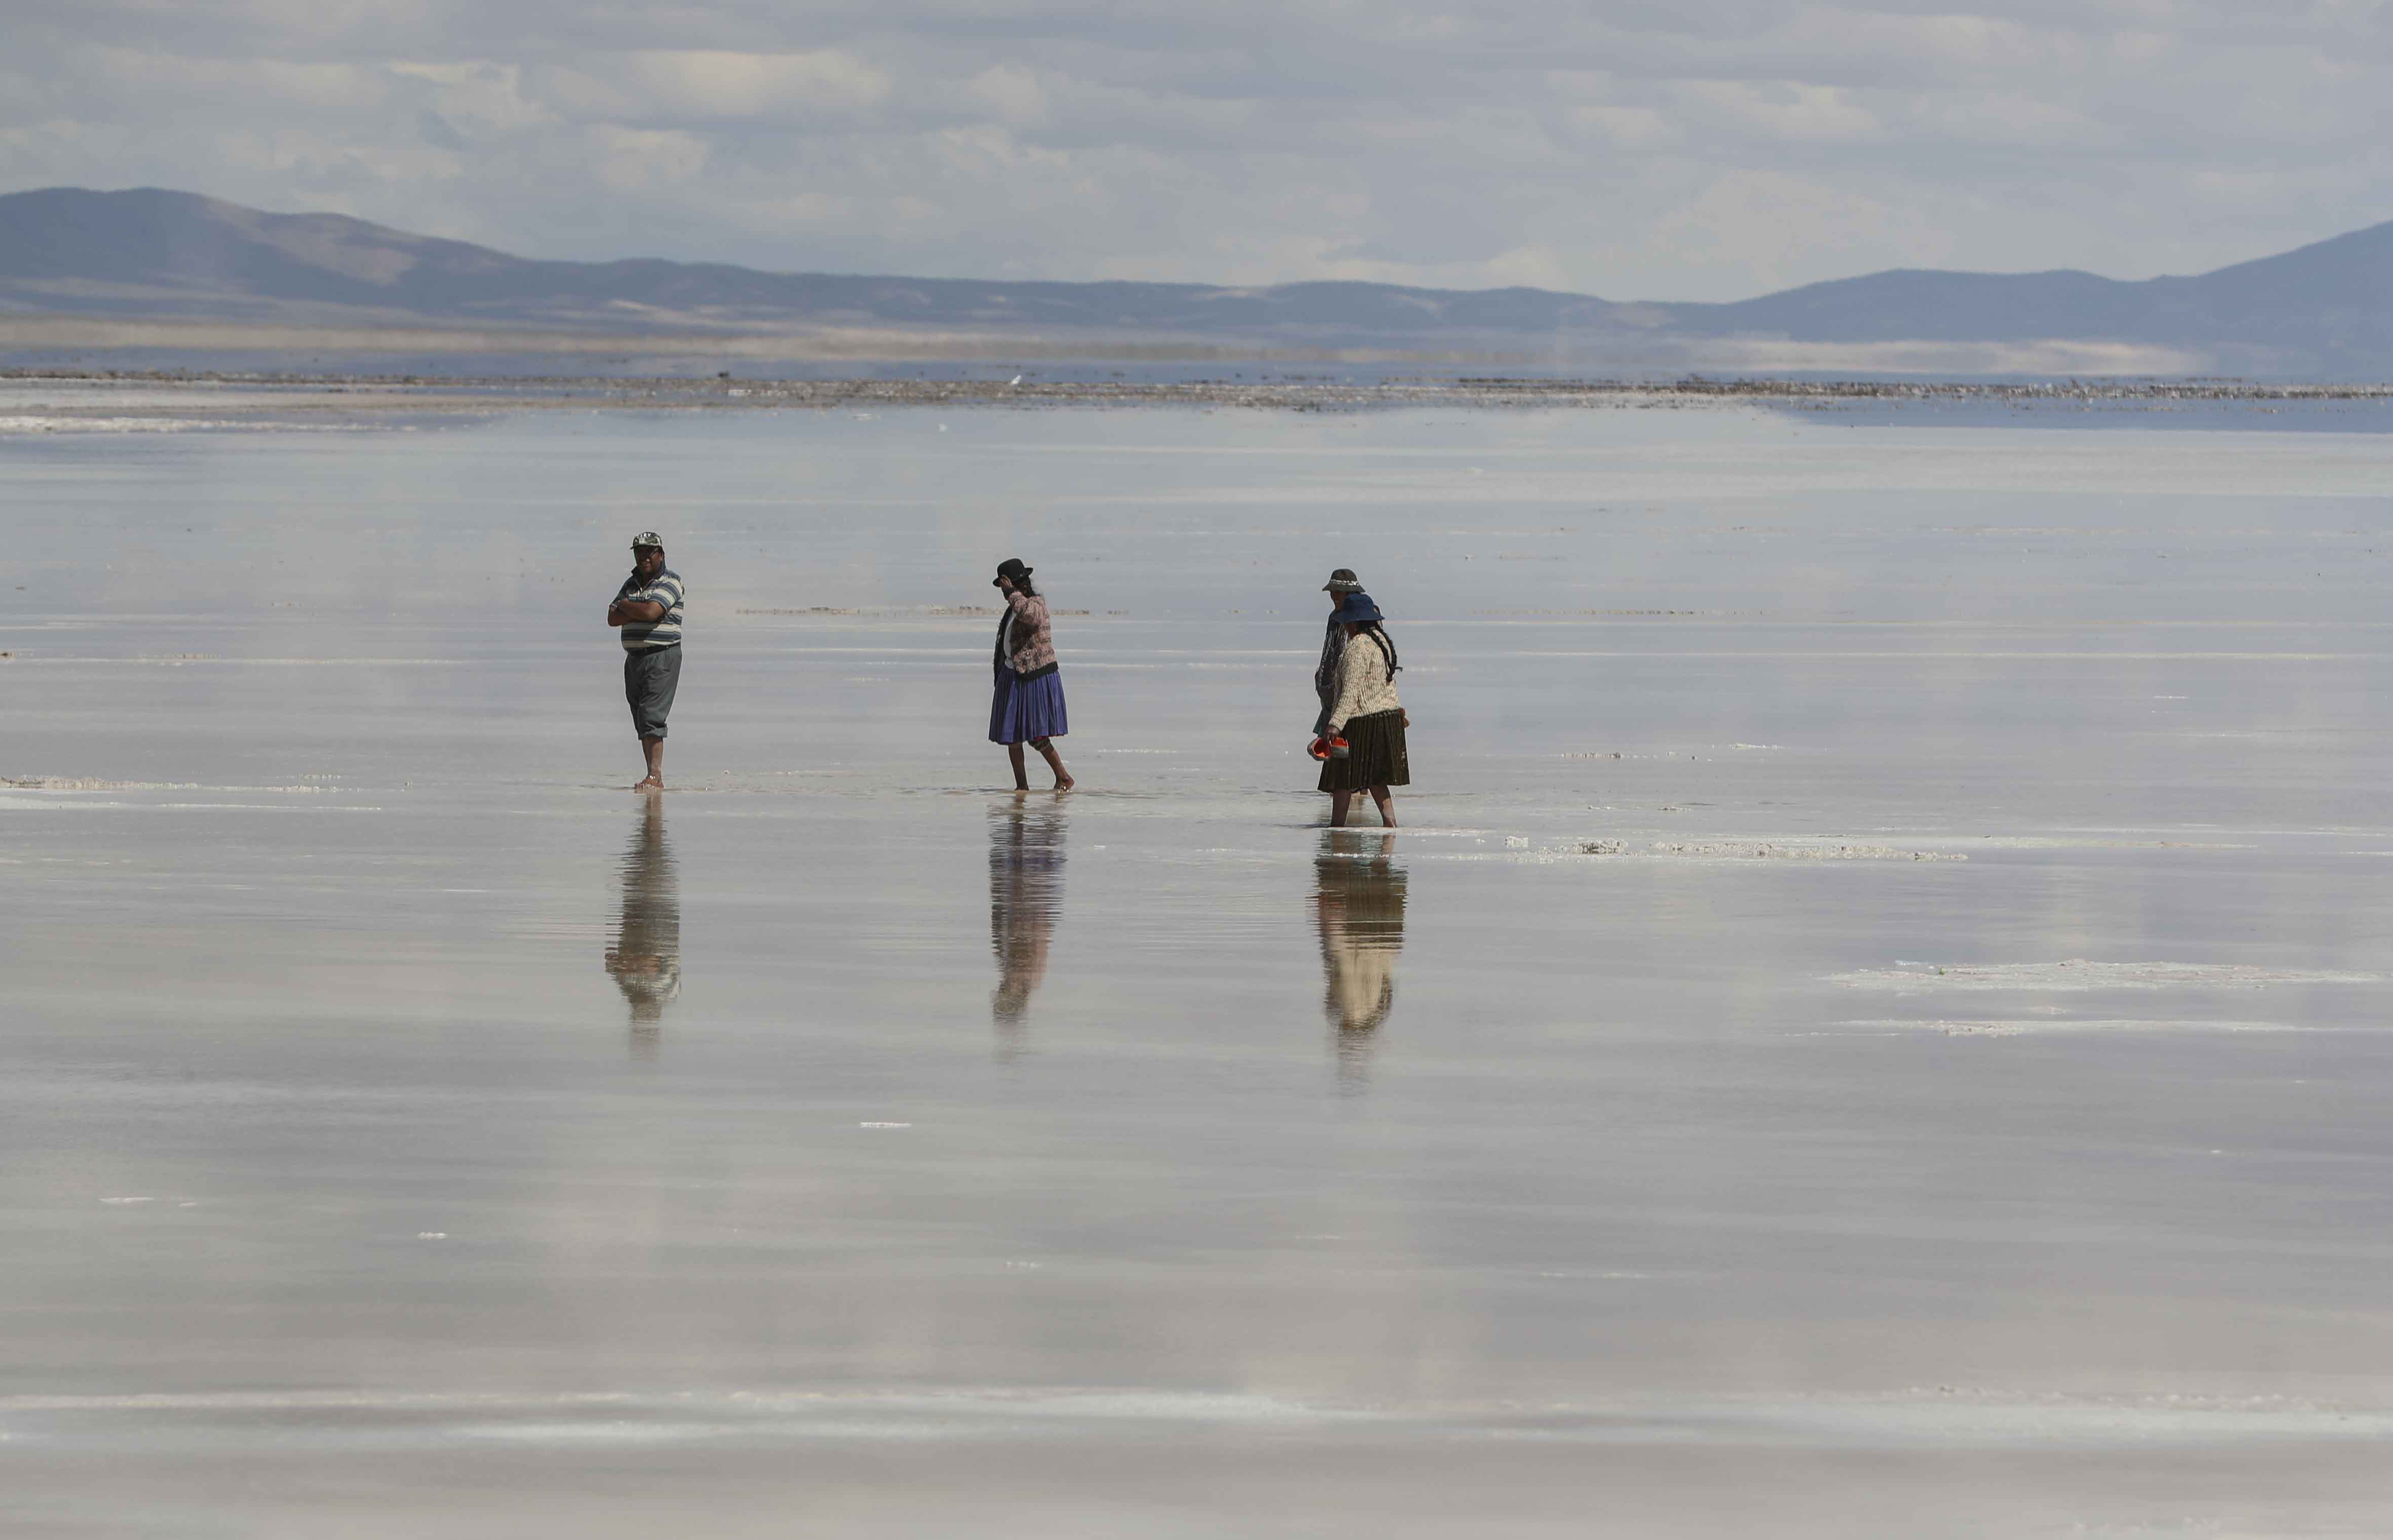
[4,185,2392,376]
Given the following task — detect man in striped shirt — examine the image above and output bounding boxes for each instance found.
[608,532,684,791]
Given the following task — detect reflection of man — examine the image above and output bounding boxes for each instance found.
[990,800,1067,1042]
[607,531,684,792]
[1315,832,1407,1070]
[605,798,680,1055]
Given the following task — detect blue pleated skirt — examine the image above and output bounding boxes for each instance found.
[989,668,1069,744]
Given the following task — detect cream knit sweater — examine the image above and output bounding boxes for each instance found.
[1324,630,1401,734]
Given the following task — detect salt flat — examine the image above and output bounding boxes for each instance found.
[6,398,2393,1535]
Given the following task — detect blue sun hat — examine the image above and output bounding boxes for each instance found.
[1335,591,1384,625]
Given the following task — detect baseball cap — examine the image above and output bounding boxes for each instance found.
[630,531,663,549]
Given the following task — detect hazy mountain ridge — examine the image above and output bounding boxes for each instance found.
[5,186,2391,373]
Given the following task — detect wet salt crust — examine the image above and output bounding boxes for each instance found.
[8,403,2393,1535]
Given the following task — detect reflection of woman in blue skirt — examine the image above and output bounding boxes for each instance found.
[989,557,1075,791]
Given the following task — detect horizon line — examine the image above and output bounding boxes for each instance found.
[9,181,2389,310]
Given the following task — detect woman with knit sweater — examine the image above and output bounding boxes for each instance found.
[989,557,1074,792]
[1317,590,1407,827]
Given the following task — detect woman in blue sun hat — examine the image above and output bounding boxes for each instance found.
[1315,588,1407,827]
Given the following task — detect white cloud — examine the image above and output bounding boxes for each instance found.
[1561,104,1680,149]
[3,3,2392,299]
[1481,243,1574,290]
[539,50,893,124]
[963,64,1050,127]
[390,61,555,134]
[586,125,712,192]
[1675,81,1883,143]
[1647,169,1954,293]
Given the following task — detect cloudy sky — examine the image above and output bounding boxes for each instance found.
[3,1,2388,300]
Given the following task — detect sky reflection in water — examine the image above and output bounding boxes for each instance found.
[8,405,2393,1532]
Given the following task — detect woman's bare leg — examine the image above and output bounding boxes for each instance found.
[1329,789,1354,827]
[1368,785,1396,827]
[1033,738,1074,791]
[1008,742,1030,791]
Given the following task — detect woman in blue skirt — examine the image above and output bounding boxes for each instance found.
[990,558,1075,791]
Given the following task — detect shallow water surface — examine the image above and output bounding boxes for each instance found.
[7,405,2393,1535]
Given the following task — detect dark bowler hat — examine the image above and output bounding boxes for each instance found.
[1322,567,1362,593]
[993,557,1033,588]
[1336,591,1384,624]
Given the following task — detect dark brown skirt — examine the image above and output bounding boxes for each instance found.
[1319,708,1411,792]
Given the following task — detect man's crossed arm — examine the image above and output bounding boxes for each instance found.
[608,587,667,627]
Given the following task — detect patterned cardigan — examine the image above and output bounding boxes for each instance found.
[1324,628,1401,734]
[995,590,1059,679]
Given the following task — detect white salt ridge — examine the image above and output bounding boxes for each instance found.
[0,796,125,811]
[5,798,379,814]
[1581,840,1965,862]
[1838,1018,2320,1038]
[151,802,378,812]
[11,1386,2389,1453]
[4,778,334,793]
[0,415,377,435]
[1938,835,2253,850]
[0,1388,1377,1422]
[1519,648,2362,660]
[1832,960,2385,991]
[1486,1393,2393,1451]
[5,777,201,791]
[18,657,450,667]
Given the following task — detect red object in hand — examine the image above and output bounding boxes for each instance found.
[1307,736,1331,761]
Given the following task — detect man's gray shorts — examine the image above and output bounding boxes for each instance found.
[624,645,681,740]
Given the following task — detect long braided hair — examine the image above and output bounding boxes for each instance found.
[1352,619,1399,676]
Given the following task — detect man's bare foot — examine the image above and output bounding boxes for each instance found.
[634,776,663,792]
[1054,776,1075,792]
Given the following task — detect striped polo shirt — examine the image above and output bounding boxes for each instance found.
[619,566,684,651]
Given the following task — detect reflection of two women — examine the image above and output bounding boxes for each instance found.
[605,798,680,1052]
[990,799,1066,1032]
[1315,831,1407,1049]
